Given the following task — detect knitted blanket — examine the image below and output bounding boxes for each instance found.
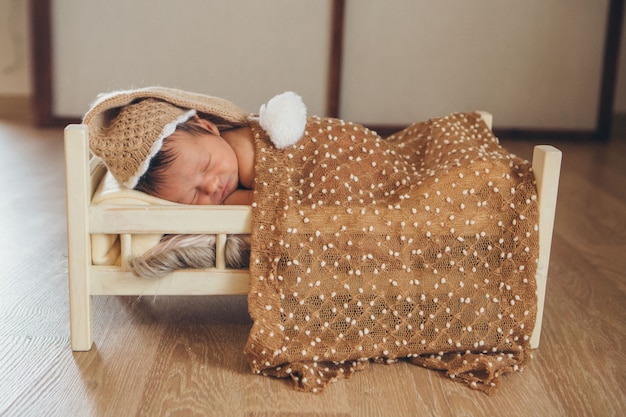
[245,112,539,394]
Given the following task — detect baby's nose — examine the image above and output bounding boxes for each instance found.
[204,176,220,194]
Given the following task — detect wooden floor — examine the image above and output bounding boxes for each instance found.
[1,118,625,417]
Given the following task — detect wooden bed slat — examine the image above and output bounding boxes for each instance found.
[120,233,132,269]
[215,234,227,270]
[91,267,249,296]
[89,205,252,234]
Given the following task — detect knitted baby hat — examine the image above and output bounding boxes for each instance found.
[84,86,250,188]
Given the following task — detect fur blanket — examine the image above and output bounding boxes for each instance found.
[244,112,539,394]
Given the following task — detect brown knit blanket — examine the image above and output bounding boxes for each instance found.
[245,112,539,394]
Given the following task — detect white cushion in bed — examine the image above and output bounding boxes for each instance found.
[91,172,176,266]
[92,172,178,205]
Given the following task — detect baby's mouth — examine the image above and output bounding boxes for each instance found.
[220,179,231,201]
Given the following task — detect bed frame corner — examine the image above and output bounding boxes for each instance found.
[530,145,562,349]
[64,124,94,351]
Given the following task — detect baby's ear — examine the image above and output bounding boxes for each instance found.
[193,115,220,135]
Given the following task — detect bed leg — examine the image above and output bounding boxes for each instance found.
[65,125,94,351]
[530,145,562,349]
[68,271,93,352]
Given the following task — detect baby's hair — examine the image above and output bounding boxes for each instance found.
[134,116,212,196]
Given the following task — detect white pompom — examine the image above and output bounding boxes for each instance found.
[259,91,307,149]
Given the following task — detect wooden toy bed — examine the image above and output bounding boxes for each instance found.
[64,112,561,391]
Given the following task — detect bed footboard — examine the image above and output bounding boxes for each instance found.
[64,124,252,351]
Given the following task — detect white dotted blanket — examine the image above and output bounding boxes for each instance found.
[245,112,539,394]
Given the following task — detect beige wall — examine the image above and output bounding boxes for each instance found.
[3,0,626,128]
[341,1,608,130]
[51,0,331,117]
[614,2,626,113]
[0,0,31,95]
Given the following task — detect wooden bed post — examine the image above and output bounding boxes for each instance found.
[64,125,94,351]
[530,145,562,348]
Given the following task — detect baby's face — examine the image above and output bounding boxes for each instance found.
[153,131,240,205]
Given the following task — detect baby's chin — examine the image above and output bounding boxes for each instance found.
[221,192,237,205]
[221,177,238,203]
